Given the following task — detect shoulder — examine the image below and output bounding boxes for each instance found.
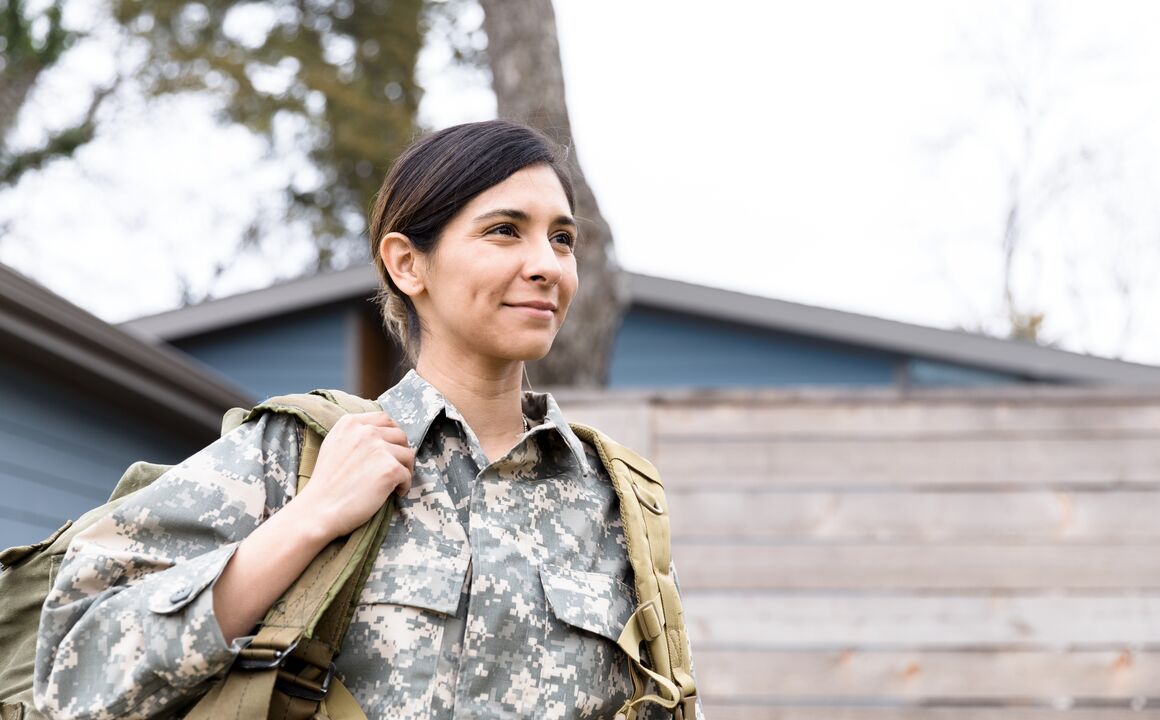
[105,411,304,535]
[569,424,660,481]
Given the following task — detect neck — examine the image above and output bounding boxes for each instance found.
[414,346,526,448]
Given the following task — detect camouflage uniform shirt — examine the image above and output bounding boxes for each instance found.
[34,370,702,719]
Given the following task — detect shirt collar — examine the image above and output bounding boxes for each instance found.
[375,369,449,451]
[375,369,593,475]
[527,389,594,476]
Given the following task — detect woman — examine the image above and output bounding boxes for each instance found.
[34,120,702,719]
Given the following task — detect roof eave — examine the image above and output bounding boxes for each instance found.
[626,274,1160,385]
[121,265,1160,387]
[1,267,253,435]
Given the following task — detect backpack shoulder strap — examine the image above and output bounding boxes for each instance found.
[224,390,379,443]
[569,423,698,720]
[189,391,387,720]
[223,390,381,488]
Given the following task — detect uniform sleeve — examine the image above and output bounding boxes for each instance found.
[33,413,301,720]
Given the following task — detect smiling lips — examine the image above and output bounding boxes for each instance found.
[505,300,557,319]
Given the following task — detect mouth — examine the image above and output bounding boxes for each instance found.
[504,302,557,319]
[506,301,557,311]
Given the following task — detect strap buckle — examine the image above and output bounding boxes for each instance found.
[673,694,697,720]
[234,635,300,670]
[276,661,336,702]
[234,635,336,702]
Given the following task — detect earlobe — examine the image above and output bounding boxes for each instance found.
[380,232,425,297]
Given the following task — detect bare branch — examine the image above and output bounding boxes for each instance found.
[0,75,123,187]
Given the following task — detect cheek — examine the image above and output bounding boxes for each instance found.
[561,264,580,304]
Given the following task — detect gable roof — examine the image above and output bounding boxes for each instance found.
[0,264,252,434]
[121,264,1160,386]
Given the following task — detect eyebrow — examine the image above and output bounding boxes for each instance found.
[473,209,576,228]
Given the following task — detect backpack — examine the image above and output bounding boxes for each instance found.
[0,392,697,720]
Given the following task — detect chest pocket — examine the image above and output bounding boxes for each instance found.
[539,563,635,713]
[338,537,469,714]
[357,536,470,613]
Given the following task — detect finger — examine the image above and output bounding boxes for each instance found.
[348,411,398,428]
[390,443,416,473]
[392,472,413,497]
[379,445,414,496]
[369,425,410,447]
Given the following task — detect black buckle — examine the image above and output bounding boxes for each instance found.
[235,636,300,670]
[234,635,334,702]
[276,662,336,702]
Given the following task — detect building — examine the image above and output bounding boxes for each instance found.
[4,262,1159,713]
[121,264,1160,400]
[0,264,250,549]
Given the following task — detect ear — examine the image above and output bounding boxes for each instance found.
[379,231,426,298]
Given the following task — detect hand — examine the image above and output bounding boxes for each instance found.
[292,411,414,541]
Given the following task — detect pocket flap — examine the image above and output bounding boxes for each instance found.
[146,569,217,615]
[359,539,469,616]
[539,563,634,644]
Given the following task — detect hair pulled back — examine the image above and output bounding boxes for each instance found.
[368,120,574,362]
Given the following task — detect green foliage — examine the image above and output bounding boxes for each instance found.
[1,0,77,71]
[3,0,486,272]
[0,0,90,193]
[110,0,430,269]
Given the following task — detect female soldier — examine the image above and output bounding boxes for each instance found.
[34,120,702,719]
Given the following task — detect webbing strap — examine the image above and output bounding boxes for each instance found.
[185,660,277,720]
[188,392,383,720]
[570,424,698,718]
[296,391,390,656]
[318,677,364,718]
[614,605,682,718]
[0,702,25,720]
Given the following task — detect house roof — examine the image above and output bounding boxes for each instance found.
[121,264,1160,386]
[0,264,253,434]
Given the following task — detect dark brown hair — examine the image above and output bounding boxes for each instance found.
[368,120,574,361]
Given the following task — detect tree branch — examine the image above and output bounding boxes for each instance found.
[0,76,122,187]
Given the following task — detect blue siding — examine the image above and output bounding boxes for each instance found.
[906,358,1022,386]
[174,303,354,400]
[0,357,202,549]
[609,306,902,388]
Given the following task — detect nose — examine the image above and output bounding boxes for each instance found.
[524,234,564,285]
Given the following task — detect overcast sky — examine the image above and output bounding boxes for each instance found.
[3,0,1160,364]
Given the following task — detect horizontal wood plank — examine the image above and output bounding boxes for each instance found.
[655,437,1160,488]
[559,403,654,458]
[672,544,1160,590]
[656,401,1160,438]
[682,593,1160,648]
[667,491,1160,541]
[563,391,1160,712]
[696,649,1160,698]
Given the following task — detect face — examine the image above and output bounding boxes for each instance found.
[387,163,579,365]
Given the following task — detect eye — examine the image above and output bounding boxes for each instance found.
[551,231,576,250]
[487,223,518,237]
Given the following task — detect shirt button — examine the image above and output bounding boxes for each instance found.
[169,586,193,604]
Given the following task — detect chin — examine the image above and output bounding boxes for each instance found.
[504,344,554,362]
[496,335,557,362]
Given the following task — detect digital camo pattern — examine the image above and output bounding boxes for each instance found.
[34,370,703,719]
[34,412,300,719]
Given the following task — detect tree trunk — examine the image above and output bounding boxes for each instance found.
[0,66,42,152]
[479,0,628,388]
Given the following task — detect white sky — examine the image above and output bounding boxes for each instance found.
[3,0,1160,364]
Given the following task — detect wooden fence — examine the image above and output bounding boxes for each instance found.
[556,384,1160,719]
